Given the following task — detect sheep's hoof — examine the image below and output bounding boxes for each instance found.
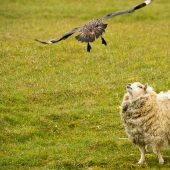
[137,160,145,164]
[159,160,164,164]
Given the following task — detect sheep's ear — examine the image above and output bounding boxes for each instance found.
[144,84,148,91]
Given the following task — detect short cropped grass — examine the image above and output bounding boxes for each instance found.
[0,0,170,169]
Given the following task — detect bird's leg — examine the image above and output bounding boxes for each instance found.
[87,43,92,52]
[101,36,107,46]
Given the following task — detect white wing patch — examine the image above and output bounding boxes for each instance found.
[144,0,152,5]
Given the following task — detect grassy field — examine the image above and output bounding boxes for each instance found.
[0,0,170,169]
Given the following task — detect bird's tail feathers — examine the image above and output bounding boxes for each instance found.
[75,23,107,43]
[95,24,107,39]
[75,33,95,43]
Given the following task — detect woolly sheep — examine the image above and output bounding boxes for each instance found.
[120,82,170,164]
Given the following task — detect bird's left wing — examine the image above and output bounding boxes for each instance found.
[102,0,153,21]
[35,26,82,44]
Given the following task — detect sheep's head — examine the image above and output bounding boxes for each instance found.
[126,82,149,100]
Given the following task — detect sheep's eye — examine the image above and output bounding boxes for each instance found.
[138,85,143,88]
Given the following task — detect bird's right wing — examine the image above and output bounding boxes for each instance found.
[102,0,153,21]
[35,26,82,44]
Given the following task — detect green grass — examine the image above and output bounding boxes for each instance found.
[0,0,170,169]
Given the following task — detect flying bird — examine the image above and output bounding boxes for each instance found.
[35,0,153,52]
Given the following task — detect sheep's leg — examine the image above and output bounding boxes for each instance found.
[145,145,150,152]
[156,149,164,164]
[138,146,146,164]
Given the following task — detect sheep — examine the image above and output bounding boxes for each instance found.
[120,82,170,164]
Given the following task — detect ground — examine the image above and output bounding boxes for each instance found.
[0,0,170,169]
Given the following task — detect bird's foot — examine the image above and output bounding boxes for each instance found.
[87,43,92,52]
[101,37,107,46]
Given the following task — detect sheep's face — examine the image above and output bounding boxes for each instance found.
[126,82,147,100]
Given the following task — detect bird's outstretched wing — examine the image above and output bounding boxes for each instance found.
[35,26,82,44]
[102,0,152,21]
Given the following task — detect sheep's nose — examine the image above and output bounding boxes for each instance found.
[126,83,131,88]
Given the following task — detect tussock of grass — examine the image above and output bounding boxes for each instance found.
[1,0,170,169]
